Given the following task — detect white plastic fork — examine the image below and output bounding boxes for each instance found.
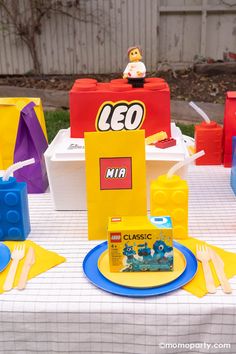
[3,244,25,291]
[196,244,216,294]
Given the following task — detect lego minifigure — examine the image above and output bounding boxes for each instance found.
[123,46,146,88]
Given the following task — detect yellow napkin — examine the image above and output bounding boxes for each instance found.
[179,237,236,297]
[0,240,66,293]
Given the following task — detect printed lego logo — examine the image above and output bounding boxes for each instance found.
[100,157,132,190]
[110,233,122,242]
[96,100,146,132]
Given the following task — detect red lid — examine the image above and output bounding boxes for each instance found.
[110,78,128,85]
[200,121,217,128]
[74,83,97,91]
[227,91,236,98]
[75,78,97,84]
[109,83,132,92]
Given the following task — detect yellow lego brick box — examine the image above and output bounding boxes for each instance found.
[108,215,173,272]
[150,174,188,239]
[0,97,47,169]
[85,130,147,240]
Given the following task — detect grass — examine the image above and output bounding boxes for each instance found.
[45,110,70,143]
[176,123,194,138]
[45,110,194,143]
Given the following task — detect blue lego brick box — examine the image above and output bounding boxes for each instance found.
[0,177,31,241]
[108,215,173,272]
[230,136,236,195]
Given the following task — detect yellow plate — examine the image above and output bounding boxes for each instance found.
[98,248,186,289]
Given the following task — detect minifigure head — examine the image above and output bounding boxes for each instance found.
[128,46,142,62]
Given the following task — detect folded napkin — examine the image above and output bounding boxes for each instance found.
[179,237,236,297]
[0,240,66,293]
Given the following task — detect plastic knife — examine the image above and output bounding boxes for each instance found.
[17,247,35,290]
[209,247,232,294]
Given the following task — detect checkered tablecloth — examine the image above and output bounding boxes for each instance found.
[0,165,235,354]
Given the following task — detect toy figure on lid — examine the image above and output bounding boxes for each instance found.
[123,46,146,88]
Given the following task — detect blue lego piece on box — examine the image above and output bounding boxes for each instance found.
[230,136,236,195]
[0,177,30,241]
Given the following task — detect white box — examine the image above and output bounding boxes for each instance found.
[44,124,189,210]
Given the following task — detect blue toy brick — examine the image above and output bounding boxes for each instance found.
[0,177,31,241]
[230,136,236,195]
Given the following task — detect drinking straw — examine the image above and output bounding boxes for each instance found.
[2,158,35,182]
[189,101,211,124]
[167,151,205,179]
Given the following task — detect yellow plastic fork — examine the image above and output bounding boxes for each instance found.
[196,244,216,294]
[3,244,25,291]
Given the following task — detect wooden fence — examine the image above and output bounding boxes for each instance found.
[0,0,236,74]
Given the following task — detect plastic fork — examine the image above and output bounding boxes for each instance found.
[196,244,216,294]
[3,244,25,291]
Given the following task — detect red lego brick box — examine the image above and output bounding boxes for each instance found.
[69,78,171,138]
[195,121,223,165]
[223,92,236,167]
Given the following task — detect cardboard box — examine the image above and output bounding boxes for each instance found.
[70,78,171,138]
[108,215,173,272]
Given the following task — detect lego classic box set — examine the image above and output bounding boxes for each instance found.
[108,216,173,273]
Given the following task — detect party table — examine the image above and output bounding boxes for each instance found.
[0,165,235,354]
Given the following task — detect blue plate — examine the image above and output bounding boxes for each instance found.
[0,243,11,272]
[83,241,198,297]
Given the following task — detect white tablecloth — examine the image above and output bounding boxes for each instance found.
[0,166,235,354]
